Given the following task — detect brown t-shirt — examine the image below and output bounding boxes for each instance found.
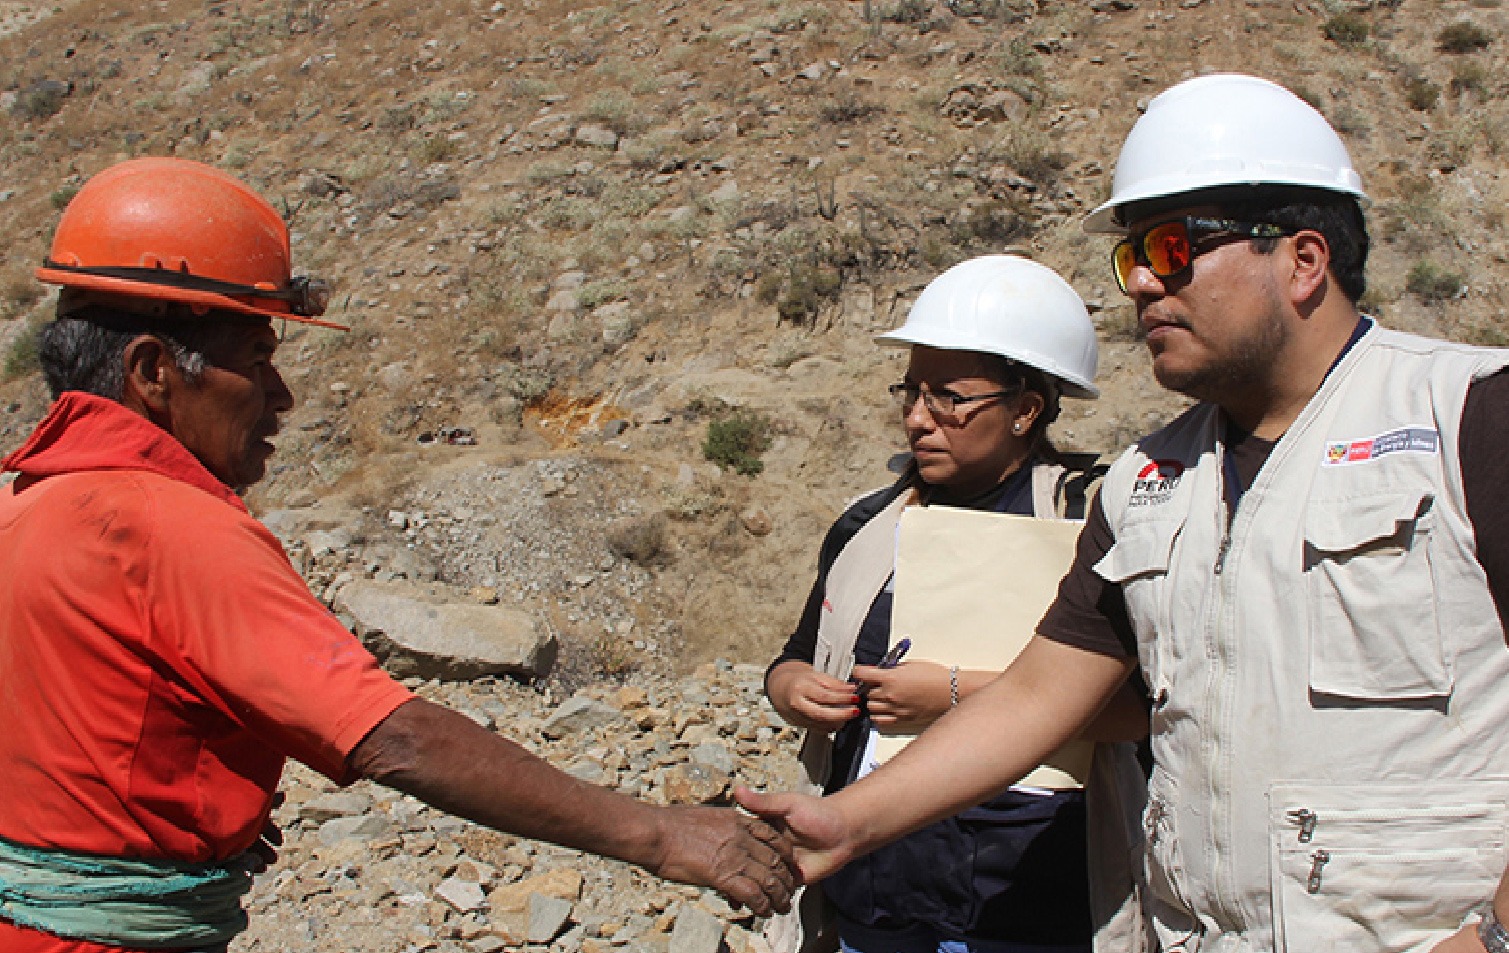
[1038,369,1509,658]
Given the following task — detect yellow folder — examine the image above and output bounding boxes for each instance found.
[874,505,1091,790]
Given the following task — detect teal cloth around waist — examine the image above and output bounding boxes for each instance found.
[0,835,254,948]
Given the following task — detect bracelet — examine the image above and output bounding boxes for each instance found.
[1481,902,1509,953]
[948,665,959,708]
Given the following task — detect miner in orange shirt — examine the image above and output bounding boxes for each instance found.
[0,157,795,952]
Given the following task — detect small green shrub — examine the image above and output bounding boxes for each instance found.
[1323,12,1370,47]
[582,88,638,136]
[1289,84,1324,111]
[994,35,1043,82]
[1403,72,1441,111]
[775,262,842,325]
[1406,261,1465,301]
[606,513,668,566]
[576,279,625,311]
[1327,105,1370,139]
[944,0,1034,21]
[1438,19,1493,53]
[3,316,45,381]
[1463,324,1509,347]
[882,0,932,23]
[49,185,79,210]
[14,81,67,120]
[415,136,458,164]
[4,275,42,317]
[754,271,784,305]
[952,198,1035,247]
[819,96,883,124]
[1450,60,1490,98]
[703,409,773,476]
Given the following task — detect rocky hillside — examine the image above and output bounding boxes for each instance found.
[3,0,1507,678]
[0,0,1506,947]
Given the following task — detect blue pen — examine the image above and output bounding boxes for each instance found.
[878,637,911,669]
[856,638,911,701]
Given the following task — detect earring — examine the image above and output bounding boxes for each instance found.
[1013,423,1023,434]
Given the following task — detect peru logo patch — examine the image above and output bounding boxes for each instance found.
[1322,427,1439,466]
[1129,459,1184,507]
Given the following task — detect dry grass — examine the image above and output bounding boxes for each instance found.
[1,0,1507,670]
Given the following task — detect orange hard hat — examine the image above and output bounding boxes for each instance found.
[36,157,346,330]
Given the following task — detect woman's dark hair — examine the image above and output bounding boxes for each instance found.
[983,353,1067,464]
[1122,185,1370,304]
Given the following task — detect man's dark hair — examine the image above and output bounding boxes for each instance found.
[39,299,261,401]
[1123,185,1370,304]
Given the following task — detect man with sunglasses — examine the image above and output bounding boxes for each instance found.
[0,158,797,952]
[741,73,1509,953]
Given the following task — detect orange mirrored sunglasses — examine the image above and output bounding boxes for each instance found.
[1112,217,1292,293]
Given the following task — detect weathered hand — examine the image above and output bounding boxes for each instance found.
[647,805,799,916]
[734,786,855,884]
[1427,923,1487,953]
[851,660,950,730]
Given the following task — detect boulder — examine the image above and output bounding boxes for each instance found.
[334,580,556,680]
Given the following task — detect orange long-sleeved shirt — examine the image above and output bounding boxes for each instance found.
[0,392,413,952]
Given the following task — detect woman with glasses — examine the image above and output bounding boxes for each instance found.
[763,255,1146,953]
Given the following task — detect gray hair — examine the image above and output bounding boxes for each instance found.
[39,316,212,401]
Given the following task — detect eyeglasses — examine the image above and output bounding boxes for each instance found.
[1111,217,1293,293]
[888,382,1018,420]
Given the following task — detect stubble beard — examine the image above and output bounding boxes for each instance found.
[1151,306,1291,406]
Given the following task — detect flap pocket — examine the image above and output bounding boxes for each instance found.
[1304,491,1448,700]
[1305,490,1432,554]
[1269,780,1508,952]
[1094,519,1182,584]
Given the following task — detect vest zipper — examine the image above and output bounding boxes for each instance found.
[1306,849,1331,894]
[1213,530,1232,574]
[1286,807,1318,842]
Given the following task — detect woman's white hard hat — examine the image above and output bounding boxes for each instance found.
[1084,73,1369,235]
[877,255,1099,399]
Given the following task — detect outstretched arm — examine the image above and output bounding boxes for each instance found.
[350,698,798,915]
[739,635,1133,882]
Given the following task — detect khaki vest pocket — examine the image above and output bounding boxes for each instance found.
[1096,517,1184,696]
[1269,780,1507,952]
[1303,491,1450,700]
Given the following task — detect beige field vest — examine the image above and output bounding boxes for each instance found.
[1095,326,1509,953]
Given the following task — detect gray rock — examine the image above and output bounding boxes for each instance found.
[299,791,373,823]
[334,579,557,680]
[527,894,574,943]
[574,123,619,149]
[317,813,390,846]
[305,528,354,559]
[668,904,724,953]
[546,287,580,312]
[436,875,488,913]
[688,741,735,775]
[542,695,624,739]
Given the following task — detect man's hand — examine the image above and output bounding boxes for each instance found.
[851,660,950,731]
[766,660,860,733]
[734,786,855,884]
[648,805,798,916]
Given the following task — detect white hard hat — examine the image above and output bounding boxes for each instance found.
[1084,73,1369,234]
[878,255,1099,399]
